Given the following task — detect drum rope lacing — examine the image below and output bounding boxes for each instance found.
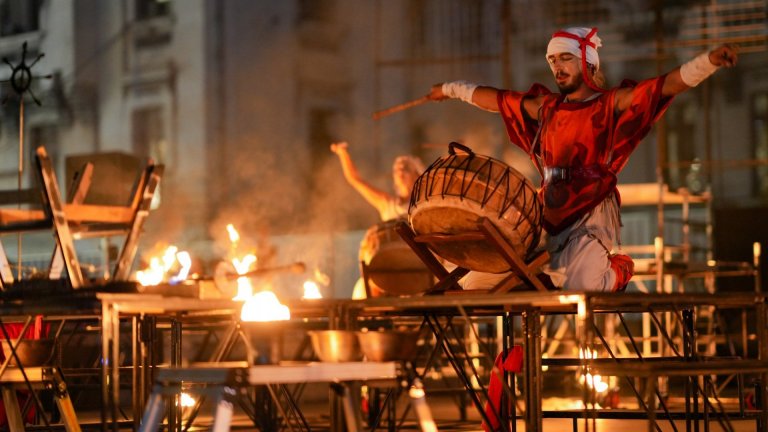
[410,152,541,237]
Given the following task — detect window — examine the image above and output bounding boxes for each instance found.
[0,0,42,37]
[307,107,336,180]
[665,103,697,191]
[753,93,768,199]
[135,0,170,21]
[132,106,165,162]
[296,0,333,23]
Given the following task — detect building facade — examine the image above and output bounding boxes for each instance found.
[0,0,765,294]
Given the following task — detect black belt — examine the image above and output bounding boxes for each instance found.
[543,164,607,184]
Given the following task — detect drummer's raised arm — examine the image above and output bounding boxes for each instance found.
[429,82,499,112]
[330,142,392,214]
[429,82,543,119]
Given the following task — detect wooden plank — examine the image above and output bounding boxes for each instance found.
[618,182,710,206]
[0,205,134,226]
[62,204,134,223]
[478,218,549,292]
[0,209,46,225]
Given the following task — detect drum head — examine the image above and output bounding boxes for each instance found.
[410,204,531,273]
[409,147,541,273]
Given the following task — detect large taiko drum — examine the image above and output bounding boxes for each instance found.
[359,218,433,296]
[409,143,542,273]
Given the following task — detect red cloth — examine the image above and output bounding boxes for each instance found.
[498,78,673,234]
[483,346,523,432]
[0,316,49,426]
[609,253,635,292]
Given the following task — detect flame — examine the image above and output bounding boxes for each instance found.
[170,251,192,284]
[302,280,322,299]
[226,223,240,244]
[180,392,196,408]
[136,257,165,286]
[135,245,192,286]
[231,253,257,301]
[313,268,330,287]
[241,290,290,321]
[224,224,291,321]
[578,347,609,394]
[225,224,258,300]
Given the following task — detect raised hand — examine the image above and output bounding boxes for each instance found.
[708,44,738,68]
[330,141,349,154]
[428,83,448,101]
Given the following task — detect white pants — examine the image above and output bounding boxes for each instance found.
[451,195,621,292]
[543,194,621,291]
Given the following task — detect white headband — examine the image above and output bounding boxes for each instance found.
[546,27,602,70]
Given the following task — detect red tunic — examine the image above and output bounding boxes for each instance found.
[498,77,673,234]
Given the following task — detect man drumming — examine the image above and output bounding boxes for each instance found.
[428,27,738,292]
[330,141,426,298]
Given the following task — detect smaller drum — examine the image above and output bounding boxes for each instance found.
[359,218,433,296]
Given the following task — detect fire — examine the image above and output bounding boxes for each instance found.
[180,392,196,408]
[302,280,322,299]
[241,290,290,321]
[578,347,609,394]
[303,268,329,299]
[231,254,257,301]
[223,224,260,300]
[226,223,240,244]
[135,245,192,286]
[170,251,192,284]
[223,224,291,321]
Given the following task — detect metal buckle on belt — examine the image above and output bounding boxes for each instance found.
[544,167,570,183]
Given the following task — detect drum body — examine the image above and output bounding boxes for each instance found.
[359,218,432,296]
[409,145,542,273]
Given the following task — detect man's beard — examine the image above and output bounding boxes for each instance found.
[556,72,582,94]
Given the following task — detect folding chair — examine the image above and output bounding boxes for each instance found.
[0,146,163,289]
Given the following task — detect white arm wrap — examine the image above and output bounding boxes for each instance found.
[442,81,478,104]
[680,52,719,87]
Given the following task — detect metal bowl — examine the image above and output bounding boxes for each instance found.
[308,330,363,363]
[1,339,55,366]
[356,330,421,362]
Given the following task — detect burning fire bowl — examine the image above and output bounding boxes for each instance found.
[308,330,363,363]
[356,329,421,362]
[1,339,55,366]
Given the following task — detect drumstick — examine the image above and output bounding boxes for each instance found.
[225,262,306,280]
[372,95,431,120]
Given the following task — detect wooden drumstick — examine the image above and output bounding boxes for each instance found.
[372,95,431,120]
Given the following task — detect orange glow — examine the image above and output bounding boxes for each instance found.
[226,223,240,244]
[135,245,192,286]
[302,280,322,299]
[578,347,609,394]
[227,223,257,300]
[241,290,290,321]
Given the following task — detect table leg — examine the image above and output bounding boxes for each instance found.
[139,388,166,432]
[1,385,25,432]
[409,378,437,432]
[212,386,237,432]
